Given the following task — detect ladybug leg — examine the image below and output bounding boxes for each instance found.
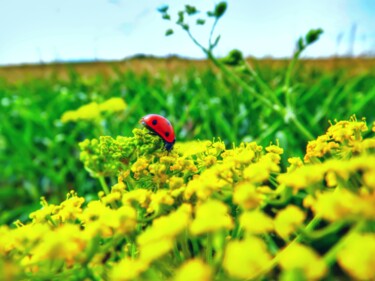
[146,131,158,136]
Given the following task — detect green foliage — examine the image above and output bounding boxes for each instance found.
[297,28,324,53]
[0,1,374,225]
[221,49,244,66]
[1,62,374,224]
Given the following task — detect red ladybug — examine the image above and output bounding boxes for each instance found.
[140,114,175,152]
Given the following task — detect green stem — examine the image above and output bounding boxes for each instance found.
[208,52,280,112]
[244,60,283,108]
[289,114,315,140]
[185,28,281,115]
[181,231,192,260]
[184,24,315,142]
[259,216,321,275]
[299,220,348,240]
[231,221,242,239]
[266,186,293,206]
[264,234,279,255]
[173,242,184,263]
[191,238,200,257]
[208,18,219,50]
[323,221,365,266]
[99,176,110,195]
[284,51,301,94]
[206,233,213,265]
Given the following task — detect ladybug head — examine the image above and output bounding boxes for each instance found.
[164,140,175,152]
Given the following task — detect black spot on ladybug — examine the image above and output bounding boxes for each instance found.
[165,132,170,137]
[152,119,158,125]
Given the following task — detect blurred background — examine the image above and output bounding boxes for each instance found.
[0,0,374,65]
[0,0,374,224]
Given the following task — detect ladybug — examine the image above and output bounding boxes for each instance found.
[140,114,175,152]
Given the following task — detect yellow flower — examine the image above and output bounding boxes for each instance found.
[1,224,50,255]
[30,224,88,266]
[364,170,375,189]
[190,200,233,235]
[110,258,148,281]
[308,189,375,221]
[60,110,77,123]
[170,158,198,173]
[122,189,151,208]
[211,140,226,153]
[240,210,274,234]
[304,118,369,162]
[265,144,284,155]
[175,141,210,157]
[0,260,21,281]
[131,157,149,179]
[278,243,327,280]
[184,167,228,200]
[82,201,137,237]
[243,155,280,183]
[168,176,184,190]
[98,97,126,112]
[75,102,101,121]
[223,236,272,279]
[203,155,217,167]
[53,194,85,222]
[286,157,303,173]
[277,164,325,192]
[29,203,58,224]
[111,180,127,193]
[138,204,192,246]
[274,205,305,239]
[115,205,138,233]
[139,238,174,263]
[234,149,255,165]
[147,189,174,213]
[327,119,367,142]
[160,155,177,164]
[337,233,375,280]
[138,204,192,263]
[61,98,125,123]
[233,182,264,209]
[304,135,339,162]
[174,259,212,281]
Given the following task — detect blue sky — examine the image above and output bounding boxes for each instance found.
[0,0,374,65]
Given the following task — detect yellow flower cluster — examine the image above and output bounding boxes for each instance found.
[1,117,375,280]
[304,117,373,162]
[61,97,126,123]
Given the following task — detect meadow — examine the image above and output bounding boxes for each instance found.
[0,56,375,280]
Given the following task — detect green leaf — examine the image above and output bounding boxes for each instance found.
[196,19,205,25]
[185,5,198,15]
[177,11,184,24]
[157,5,169,13]
[212,35,221,48]
[221,49,244,66]
[165,29,174,36]
[297,37,304,52]
[214,2,227,18]
[162,14,171,20]
[207,11,215,17]
[305,28,324,45]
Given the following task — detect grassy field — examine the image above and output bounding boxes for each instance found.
[1,57,374,216]
[1,57,374,82]
[0,57,375,280]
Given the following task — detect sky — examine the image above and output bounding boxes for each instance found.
[0,0,374,65]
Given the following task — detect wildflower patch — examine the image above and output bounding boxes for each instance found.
[1,118,375,280]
